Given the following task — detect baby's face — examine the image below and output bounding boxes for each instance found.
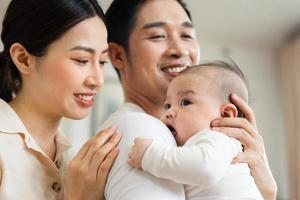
[161,73,221,146]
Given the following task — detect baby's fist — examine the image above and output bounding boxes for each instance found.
[128,138,153,169]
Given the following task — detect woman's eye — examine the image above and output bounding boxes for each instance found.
[164,103,171,110]
[73,59,88,65]
[180,99,191,106]
[99,60,108,66]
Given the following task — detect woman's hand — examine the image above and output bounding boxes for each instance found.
[65,126,122,200]
[211,94,277,200]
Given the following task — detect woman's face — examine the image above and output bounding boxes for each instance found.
[123,0,200,105]
[27,16,108,119]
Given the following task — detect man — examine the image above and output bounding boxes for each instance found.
[101,0,277,199]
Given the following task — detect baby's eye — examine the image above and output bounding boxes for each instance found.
[164,103,171,110]
[180,99,191,106]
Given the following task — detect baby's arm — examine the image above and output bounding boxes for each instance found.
[128,130,242,188]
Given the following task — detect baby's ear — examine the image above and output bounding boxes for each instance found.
[220,103,238,118]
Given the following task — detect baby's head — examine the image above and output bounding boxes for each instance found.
[161,60,248,146]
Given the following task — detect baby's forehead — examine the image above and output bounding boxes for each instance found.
[168,73,214,93]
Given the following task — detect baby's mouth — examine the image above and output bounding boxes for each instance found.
[167,124,177,137]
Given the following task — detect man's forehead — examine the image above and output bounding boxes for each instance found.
[135,0,191,28]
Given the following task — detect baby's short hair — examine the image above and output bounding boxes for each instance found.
[180,60,249,115]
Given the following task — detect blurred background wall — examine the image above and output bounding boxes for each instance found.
[1,0,299,199]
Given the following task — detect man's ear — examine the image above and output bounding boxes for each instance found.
[108,42,127,71]
[220,103,238,118]
[9,43,36,75]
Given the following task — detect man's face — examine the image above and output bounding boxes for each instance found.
[122,0,200,106]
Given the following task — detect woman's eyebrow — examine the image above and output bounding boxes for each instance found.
[68,45,95,53]
[68,46,108,54]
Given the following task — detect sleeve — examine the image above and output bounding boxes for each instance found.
[141,130,242,189]
[102,113,185,200]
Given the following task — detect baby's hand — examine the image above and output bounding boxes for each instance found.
[127,138,153,169]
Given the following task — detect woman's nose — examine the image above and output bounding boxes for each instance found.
[85,68,104,90]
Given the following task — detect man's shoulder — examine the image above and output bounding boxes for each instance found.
[100,103,175,144]
[102,103,165,130]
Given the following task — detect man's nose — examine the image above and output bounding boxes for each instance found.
[166,38,190,58]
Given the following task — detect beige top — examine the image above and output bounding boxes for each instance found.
[0,99,71,200]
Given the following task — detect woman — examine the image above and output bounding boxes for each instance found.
[0,0,121,199]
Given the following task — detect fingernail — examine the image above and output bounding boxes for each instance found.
[231,93,237,99]
[109,124,117,130]
[212,120,219,126]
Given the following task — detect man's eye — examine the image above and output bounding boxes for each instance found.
[180,99,191,106]
[182,34,193,39]
[164,103,171,110]
[149,35,166,40]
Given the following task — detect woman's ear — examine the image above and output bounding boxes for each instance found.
[108,42,127,71]
[9,43,36,75]
[220,103,238,118]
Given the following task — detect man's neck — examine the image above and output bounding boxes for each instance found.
[125,93,164,119]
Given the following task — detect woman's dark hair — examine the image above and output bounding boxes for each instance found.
[0,0,105,102]
[105,0,191,79]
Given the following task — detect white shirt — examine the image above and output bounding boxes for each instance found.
[0,99,71,200]
[100,102,185,200]
[142,129,264,200]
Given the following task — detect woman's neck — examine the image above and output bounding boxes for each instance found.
[9,95,60,160]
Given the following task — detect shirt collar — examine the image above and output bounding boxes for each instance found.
[0,99,71,158]
[0,98,29,135]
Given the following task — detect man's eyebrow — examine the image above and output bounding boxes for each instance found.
[182,21,194,28]
[141,22,166,30]
[68,46,95,53]
[141,21,194,30]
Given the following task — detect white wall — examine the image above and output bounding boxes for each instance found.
[198,39,289,199]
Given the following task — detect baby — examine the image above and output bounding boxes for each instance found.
[128,61,263,199]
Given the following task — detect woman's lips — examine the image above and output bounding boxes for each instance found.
[74,93,95,107]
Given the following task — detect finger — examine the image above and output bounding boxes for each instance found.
[212,117,258,138]
[83,126,118,163]
[72,139,93,162]
[212,127,254,148]
[90,132,122,170]
[230,94,257,127]
[96,147,119,182]
[231,153,247,164]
